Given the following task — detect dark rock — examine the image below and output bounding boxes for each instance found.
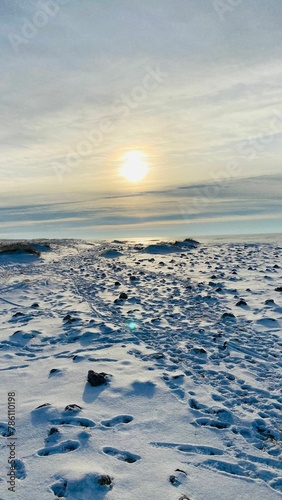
[221,312,236,320]
[64,404,82,412]
[36,403,51,409]
[48,427,59,436]
[151,317,160,323]
[191,347,207,355]
[63,314,77,323]
[31,303,39,308]
[175,469,187,475]
[265,299,275,305]
[12,312,24,318]
[87,370,109,387]
[275,287,282,292]
[12,330,21,336]
[236,299,247,307]
[114,281,121,286]
[98,475,112,486]
[129,275,137,281]
[144,352,165,360]
[119,292,128,299]
[49,368,60,375]
[179,496,191,500]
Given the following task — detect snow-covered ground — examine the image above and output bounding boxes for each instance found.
[0,237,281,500]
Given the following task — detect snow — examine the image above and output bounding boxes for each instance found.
[0,237,281,499]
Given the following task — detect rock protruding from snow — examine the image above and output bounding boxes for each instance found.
[87,370,109,387]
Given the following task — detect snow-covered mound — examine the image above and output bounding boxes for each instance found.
[101,249,124,258]
[144,238,199,254]
[0,237,281,499]
[0,241,52,265]
[173,238,200,248]
[144,243,182,254]
[0,241,51,255]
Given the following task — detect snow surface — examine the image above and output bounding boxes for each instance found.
[0,237,281,499]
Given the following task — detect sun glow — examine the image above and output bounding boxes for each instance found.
[120,151,149,182]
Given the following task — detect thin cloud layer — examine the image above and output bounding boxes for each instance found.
[0,174,281,238]
[1,1,282,236]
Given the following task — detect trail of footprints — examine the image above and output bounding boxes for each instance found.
[34,404,135,463]
[126,347,282,493]
[32,400,282,495]
[151,439,282,493]
[1,242,281,496]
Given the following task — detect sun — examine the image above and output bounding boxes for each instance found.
[120,151,149,182]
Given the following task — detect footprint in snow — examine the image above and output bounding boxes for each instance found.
[51,473,113,498]
[103,447,141,463]
[13,459,26,479]
[101,415,133,427]
[37,439,80,456]
[163,373,186,401]
[45,427,62,445]
[151,442,224,456]
[169,469,188,487]
[51,417,95,428]
[0,423,14,437]
[193,417,231,430]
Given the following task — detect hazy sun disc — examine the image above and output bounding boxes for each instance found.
[120,151,149,182]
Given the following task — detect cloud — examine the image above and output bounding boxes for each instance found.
[1,1,282,236]
[0,174,281,237]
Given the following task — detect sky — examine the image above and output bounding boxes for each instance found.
[0,0,282,239]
